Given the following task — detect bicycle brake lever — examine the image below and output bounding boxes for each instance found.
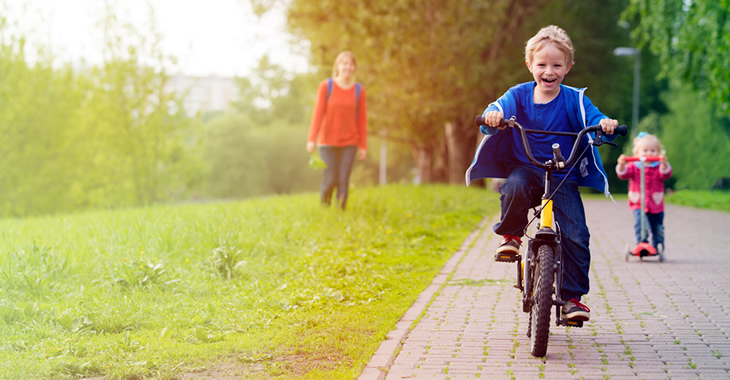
[590,139,617,148]
[590,129,617,147]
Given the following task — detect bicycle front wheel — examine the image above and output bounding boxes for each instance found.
[529,244,554,357]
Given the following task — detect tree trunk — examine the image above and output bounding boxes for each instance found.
[444,118,479,185]
[414,144,432,184]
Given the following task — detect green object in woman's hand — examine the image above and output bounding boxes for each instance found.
[309,151,327,170]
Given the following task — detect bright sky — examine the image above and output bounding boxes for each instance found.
[11,0,309,77]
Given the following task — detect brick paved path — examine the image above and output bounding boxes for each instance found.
[360,200,730,379]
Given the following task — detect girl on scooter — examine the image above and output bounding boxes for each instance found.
[616,132,672,251]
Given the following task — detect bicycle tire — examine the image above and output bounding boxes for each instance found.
[530,244,554,357]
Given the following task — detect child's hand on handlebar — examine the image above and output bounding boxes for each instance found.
[617,154,627,172]
[484,111,507,129]
[599,118,619,134]
[659,154,668,171]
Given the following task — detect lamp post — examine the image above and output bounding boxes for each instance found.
[379,129,387,185]
[613,47,641,137]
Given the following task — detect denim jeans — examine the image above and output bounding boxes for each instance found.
[495,165,591,302]
[632,209,664,248]
[319,146,357,210]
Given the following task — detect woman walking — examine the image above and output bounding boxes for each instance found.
[307,51,368,210]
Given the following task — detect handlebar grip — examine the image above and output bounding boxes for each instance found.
[624,156,661,162]
[615,125,628,136]
[475,115,486,126]
[475,115,508,128]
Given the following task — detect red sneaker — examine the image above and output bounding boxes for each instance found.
[496,234,521,256]
[562,298,591,321]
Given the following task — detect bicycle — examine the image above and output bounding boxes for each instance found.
[474,115,627,357]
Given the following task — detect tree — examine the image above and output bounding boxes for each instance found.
[655,81,730,190]
[0,15,91,216]
[623,0,730,115]
[203,56,320,199]
[74,5,203,208]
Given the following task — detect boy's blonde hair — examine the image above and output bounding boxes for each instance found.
[632,133,665,156]
[525,25,574,65]
[332,51,357,78]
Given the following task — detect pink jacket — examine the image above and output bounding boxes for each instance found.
[616,162,672,213]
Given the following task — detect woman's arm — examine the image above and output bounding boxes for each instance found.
[307,80,329,151]
[357,86,367,153]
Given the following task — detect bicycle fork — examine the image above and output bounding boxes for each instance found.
[518,191,584,328]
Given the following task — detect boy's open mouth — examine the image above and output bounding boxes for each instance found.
[543,78,556,84]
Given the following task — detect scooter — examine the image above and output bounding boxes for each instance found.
[624,156,665,262]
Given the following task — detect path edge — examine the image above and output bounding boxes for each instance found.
[357,217,492,380]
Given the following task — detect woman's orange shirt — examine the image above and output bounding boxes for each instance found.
[308,80,367,150]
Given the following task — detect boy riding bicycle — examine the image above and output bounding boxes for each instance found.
[466,25,619,321]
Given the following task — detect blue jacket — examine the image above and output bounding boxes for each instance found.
[465,82,615,197]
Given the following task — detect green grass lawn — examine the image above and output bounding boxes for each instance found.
[665,190,730,213]
[583,190,730,214]
[0,185,498,379]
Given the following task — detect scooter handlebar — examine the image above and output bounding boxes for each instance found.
[624,156,661,162]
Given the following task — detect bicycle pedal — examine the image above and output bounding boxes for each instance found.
[494,253,518,263]
[560,319,584,328]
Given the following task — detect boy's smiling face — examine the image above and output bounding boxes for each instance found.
[526,42,573,102]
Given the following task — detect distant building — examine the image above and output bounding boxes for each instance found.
[166,75,240,115]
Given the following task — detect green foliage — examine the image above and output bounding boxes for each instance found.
[202,56,343,198]
[624,0,730,115]
[231,55,319,127]
[111,257,170,289]
[308,151,327,170]
[0,5,204,217]
[205,246,248,280]
[654,82,730,190]
[0,20,86,216]
[76,8,204,207]
[0,243,68,295]
[0,185,498,379]
[202,112,320,198]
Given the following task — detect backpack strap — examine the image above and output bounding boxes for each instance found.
[355,82,361,121]
[326,78,334,103]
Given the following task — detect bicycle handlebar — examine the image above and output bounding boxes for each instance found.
[624,156,661,162]
[475,115,628,171]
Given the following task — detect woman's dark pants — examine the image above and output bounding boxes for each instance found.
[319,146,357,210]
